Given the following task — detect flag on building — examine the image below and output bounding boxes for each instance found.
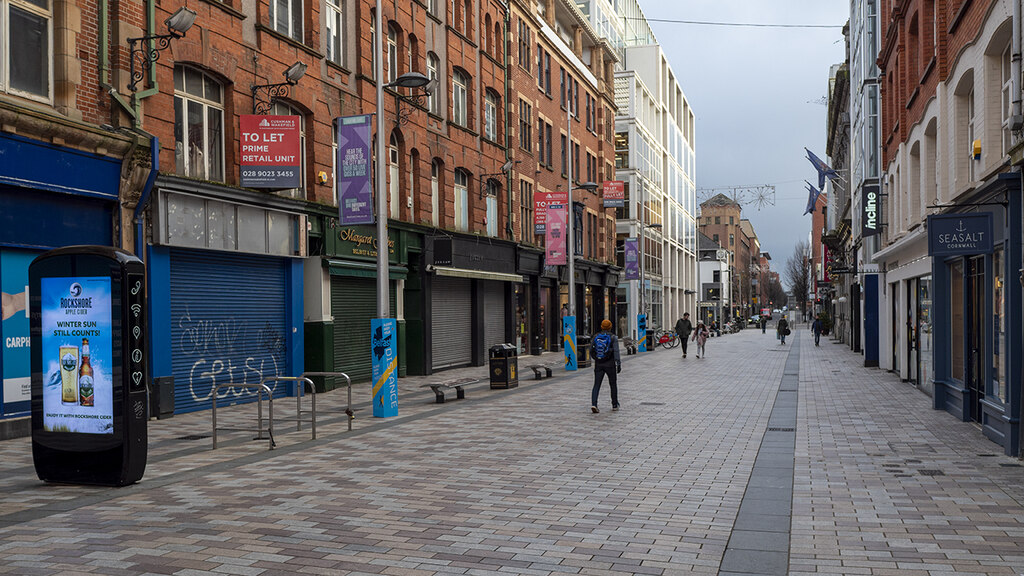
[804,181,821,215]
[805,147,838,190]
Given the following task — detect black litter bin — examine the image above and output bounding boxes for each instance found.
[645,329,655,351]
[577,335,591,368]
[150,376,175,420]
[489,344,519,389]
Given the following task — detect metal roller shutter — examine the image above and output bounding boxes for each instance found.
[330,277,396,383]
[483,281,507,349]
[431,276,472,369]
[169,249,290,414]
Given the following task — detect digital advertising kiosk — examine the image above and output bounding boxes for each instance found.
[29,246,147,486]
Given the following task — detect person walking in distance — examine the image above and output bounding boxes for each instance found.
[777,315,790,345]
[674,312,694,358]
[760,314,768,334]
[811,316,823,346]
[590,319,621,413]
[692,320,710,358]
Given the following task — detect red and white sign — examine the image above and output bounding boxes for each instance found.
[239,115,302,188]
[602,180,624,208]
[533,190,568,235]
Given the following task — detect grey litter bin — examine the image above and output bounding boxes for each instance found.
[489,343,519,389]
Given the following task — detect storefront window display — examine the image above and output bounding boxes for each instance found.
[918,277,932,390]
[993,249,1005,402]
[950,260,964,381]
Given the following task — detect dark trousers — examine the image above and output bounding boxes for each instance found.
[680,335,689,355]
[592,363,618,407]
[814,332,821,345]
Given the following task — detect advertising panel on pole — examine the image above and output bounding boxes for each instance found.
[545,203,567,265]
[2,250,33,414]
[563,316,577,371]
[602,181,624,208]
[239,115,302,189]
[370,318,398,418]
[637,314,647,352]
[337,115,375,225]
[624,238,639,280]
[927,213,994,256]
[40,276,113,434]
[534,190,568,235]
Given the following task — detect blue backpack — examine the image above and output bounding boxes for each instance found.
[593,333,613,361]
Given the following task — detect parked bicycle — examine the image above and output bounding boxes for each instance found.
[653,328,680,349]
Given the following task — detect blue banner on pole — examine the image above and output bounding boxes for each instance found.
[563,316,577,371]
[337,115,375,225]
[637,314,647,353]
[370,318,398,417]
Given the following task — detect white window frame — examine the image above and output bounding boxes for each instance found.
[387,26,398,84]
[455,169,469,231]
[3,0,53,102]
[174,66,225,182]
[431,160,440,226]
[325,0,344,65]
[389,133,400,218]
[268,101,306,199]
[484,91,497,141]
[486,180,498,237]
[453,69,468,127]
[270,0,303,41]
[427,52,440,114]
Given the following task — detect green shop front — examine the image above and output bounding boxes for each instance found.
[304,214,423,389]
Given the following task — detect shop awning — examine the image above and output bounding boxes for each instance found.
[324,259,408,279]
[429,265,525,283]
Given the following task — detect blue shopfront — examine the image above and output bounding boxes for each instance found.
[0,132,123,424]
[929,173,1023,456]
[146,178,305,414]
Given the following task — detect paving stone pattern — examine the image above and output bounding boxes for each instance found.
[1,329,1023,575]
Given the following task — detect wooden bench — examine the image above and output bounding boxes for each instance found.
[420,378,477,404]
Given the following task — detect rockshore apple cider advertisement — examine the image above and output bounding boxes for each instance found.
[40,276,114,434]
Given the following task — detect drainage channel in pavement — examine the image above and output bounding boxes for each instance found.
[719,332,799,576]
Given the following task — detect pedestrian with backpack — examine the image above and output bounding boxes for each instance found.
[692,321,710,358]
[590,319,621,413]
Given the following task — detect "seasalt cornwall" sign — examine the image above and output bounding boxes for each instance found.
[927,213,993,257]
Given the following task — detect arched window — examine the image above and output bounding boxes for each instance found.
[268,101,307,199]
[454,168,469,231]
[495,22,503,62]
[463,0,472,36]
[408,34,419,75]
[484,90,498,141]
[427,52,440,114]
[484,14,492,54]
[174,65,225,181]
[389,132,401,218]
[387,25,399,84]
[452,69,469,127]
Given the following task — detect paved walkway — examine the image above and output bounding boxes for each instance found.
[1,329,1024,575]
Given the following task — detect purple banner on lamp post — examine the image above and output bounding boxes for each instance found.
[624,237,639,280]
[545,203,567,265]
[337,115,375,225]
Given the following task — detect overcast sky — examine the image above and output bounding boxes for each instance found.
[638,1,848,277]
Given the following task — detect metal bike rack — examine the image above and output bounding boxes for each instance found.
[301,372,354,431]
[260,376,317,440]
[212,382,275,450]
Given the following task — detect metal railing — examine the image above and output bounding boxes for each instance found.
[212,382,275,450]
[301,372,353,431]
[261,376,317,440]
